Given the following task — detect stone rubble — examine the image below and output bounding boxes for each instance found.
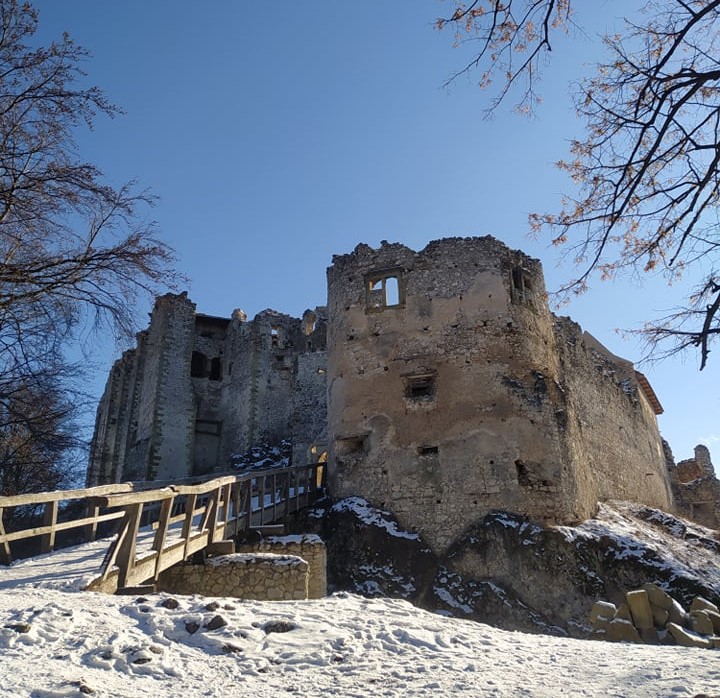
[590,583,720,649]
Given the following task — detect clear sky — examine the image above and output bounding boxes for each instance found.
[31,1,718,464]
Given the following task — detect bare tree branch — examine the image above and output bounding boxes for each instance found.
[439,0,720,368]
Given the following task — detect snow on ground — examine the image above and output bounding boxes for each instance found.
[1,584,719,697]
[3,502,720,697]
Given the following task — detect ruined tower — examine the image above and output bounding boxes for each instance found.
[326,237,672,552]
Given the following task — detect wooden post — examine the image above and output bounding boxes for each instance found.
[202,489,219,545]
[40,500,59,553]
[283,470,290,519]
[244,480,253,529]
[116,503,142,588]
[0,508,12,565]
[258,475,266,525]
[181,493,197,558]
[152,497,173,580]
[84,502,101,542]
[272,473,278,522]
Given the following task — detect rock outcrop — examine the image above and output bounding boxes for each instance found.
[293,497,720,638]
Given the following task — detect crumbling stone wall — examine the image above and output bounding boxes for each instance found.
[326,237,672,553]
[669,445,720,529]
[88,292,197,484]
[87,296,327,485]
[156,553,309,600]
[89,235,686,550]
[237,534,327,599]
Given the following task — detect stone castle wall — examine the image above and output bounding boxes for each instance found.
[89,235,690,545]
[87,295,327,485]
[237,534,327,599]
[325,238,672,552]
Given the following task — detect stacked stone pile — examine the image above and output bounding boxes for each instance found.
[590,583,720,649]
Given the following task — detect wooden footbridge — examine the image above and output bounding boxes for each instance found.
[0,463,323,594]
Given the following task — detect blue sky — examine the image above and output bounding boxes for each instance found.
[32,1,718,463]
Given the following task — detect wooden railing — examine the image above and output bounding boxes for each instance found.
[0,463,324,593]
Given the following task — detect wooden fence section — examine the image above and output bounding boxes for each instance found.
[0,464,323,593]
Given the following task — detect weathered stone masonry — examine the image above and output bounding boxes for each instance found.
[90,236,711,552]
[87,294,327,485]
[326,238,672,553]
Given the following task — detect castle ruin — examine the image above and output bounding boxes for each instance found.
[88,236,716,550]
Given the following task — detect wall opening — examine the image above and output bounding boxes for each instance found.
[418,445,439,456]
[404,373,436,401]
[190,351,207,378]
[209,357,222,381]
[303,311,317,336]
[515,459,531,487]
[335,435,368,457]
[271,326,280,347]
[511,266,534,303]
[366,269,405,311]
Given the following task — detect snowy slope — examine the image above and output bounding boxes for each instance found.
[1,587,719,698]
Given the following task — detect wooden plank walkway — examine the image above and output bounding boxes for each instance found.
[0,464,323,593]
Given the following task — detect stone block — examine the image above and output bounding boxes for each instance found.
[667,622,713,649]
[705,609,720,633]
[642,583,674,611]
[590,601,617,626]
[690,610,715,636]
[690,597,720,615]
[667,598,688,626]
[614,603,632,622]
[651,605,669,628]
[626,590,654,630]
[206,540,236,556]
[639,627,659,644]
[606,619,642,644]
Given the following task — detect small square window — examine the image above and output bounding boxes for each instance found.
[404,373,436,401]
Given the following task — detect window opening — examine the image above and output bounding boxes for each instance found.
[271,326,280,347]
[418,445,439,456]
[512,266,533,303]
[405,373,436,401]
[209,357,222,380]
[195,419,221,435]
[366,270,405,311]
[303,312,317,336]
[385,276,400,306]
[190,351,207,378]
[515,459,531,487]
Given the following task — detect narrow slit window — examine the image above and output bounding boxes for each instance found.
[335,435,367,456]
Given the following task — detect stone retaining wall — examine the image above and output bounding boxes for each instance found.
[157,553,308,600]
[237,534,327,599]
